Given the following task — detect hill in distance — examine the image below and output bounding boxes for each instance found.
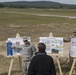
[0,1,76,9]
[1,1,64,5]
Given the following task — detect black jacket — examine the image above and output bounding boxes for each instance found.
[28,52,56,75]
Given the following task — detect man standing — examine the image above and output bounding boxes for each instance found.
[13,36,36,75]
[28,43,56,75]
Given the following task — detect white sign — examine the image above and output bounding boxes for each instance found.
[6,37,30,56]
[39,37,63,54]
[70,38,76,57]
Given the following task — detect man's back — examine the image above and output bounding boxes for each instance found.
[28,52,56,75]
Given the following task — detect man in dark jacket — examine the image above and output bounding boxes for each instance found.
[28,43,56,75]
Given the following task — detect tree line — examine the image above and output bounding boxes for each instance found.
[0,1,76,9]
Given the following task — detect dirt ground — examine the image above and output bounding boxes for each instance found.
[64,42,70,58]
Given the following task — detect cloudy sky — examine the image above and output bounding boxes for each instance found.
[0,0,76,5]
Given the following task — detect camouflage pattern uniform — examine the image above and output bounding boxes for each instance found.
[14,42,36,75]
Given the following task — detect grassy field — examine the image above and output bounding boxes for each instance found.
[1,8,76,16]
[0,8,76,41]
[0,8,76,75]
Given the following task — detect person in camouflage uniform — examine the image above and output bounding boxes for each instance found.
[13,36,37,75]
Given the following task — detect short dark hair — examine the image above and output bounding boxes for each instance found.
[38,43,46,52]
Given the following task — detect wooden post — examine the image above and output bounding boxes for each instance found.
[16,33,20,38]
[8,57,14,75]
[56,56,63,75]
[69,58,76,75]
[49,32,53,37]
[18,56,22,70]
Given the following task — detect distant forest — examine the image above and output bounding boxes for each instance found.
[0,1,76,9]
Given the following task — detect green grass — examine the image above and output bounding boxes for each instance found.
[0,11,76,24]
[1,8,76,16]
[0,13,76,41]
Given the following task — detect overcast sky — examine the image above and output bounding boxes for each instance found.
[0,0,76,5]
